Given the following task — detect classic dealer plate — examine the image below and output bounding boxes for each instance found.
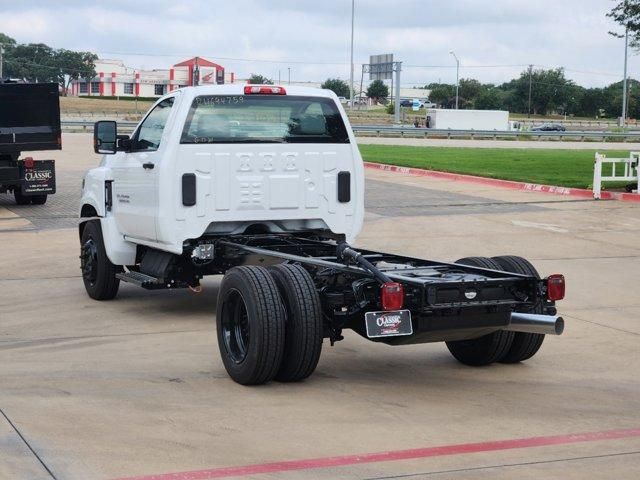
[365,310,413,338]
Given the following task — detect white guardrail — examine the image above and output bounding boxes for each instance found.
[593,152,639,199]
[61,120,640,142]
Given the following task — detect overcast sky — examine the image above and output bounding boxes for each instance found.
[0,0,632,88]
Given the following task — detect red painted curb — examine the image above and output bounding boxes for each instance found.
[363,162,640,202]
[114,427,640,480]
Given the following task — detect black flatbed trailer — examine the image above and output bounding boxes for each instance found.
[0,82,61,205]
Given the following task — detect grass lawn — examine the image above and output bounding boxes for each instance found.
[358,145,635,189]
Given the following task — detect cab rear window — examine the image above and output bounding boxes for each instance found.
[180,95,350,144]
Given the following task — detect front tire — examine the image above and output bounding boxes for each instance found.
[491,255,546,363]
[80,220,120,300]
[446,257,515,366]
[268,264,323,382]
[216,266,286,385]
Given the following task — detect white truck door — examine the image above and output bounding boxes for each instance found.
[111,97,175,242]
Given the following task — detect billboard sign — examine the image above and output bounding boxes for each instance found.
[369,54,394,81]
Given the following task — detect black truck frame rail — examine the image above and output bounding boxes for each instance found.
[196,234,561,345]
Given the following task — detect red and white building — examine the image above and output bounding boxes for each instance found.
[70,57,235,97]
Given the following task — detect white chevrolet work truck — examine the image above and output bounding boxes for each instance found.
[80,85,566,385]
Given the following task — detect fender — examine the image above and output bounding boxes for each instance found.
[79,166,112,218]
[99,216,137,266]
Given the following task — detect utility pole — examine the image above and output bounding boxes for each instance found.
[450,51,459,109]
[527,64,533,118]
[349,0,355,110]
[288,67,291,85]
[622,27,629,127]
[393,62,402,123]
[0,44,4,80]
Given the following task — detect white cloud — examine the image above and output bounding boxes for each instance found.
[0,0,632,87]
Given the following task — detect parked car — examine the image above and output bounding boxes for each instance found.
[531,122,566,132]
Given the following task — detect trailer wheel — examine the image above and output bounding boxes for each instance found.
[268,264,323,382]
[446,257,515,366]
[491,256,546,363]
[80,220,120,300]
[13,189,30,205]
[216,266,285,385]
[30,194,47,205]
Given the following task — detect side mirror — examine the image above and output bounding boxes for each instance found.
[94,121,117,154]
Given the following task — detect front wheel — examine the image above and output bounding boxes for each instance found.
[446,257,514,366]
[80,220,120,300]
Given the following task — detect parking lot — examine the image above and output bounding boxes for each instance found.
[1,134,639,480]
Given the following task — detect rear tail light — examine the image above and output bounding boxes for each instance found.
[546,274,565,301]
[23,157,34,168]
[381,282,404,311]
[244,85,287,95]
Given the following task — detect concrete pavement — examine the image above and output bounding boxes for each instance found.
[0,134,639,479]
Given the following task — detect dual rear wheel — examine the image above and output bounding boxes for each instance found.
[446,256,546,367]
[14,189,47,205]
[216,264,323,385]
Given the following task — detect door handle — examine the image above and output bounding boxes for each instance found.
[142,162,155,170]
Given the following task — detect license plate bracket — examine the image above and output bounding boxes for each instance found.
[365,310,413,338]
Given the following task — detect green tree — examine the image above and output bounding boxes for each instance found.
[7,43,57,82]
[504,68,575,115]
[321,78,350,97]
[366,79,389,99]
[248,74,273,85]
[427,83,455,107]
[54,49,97,95]
[458,78,483,102]
[608,1,640,47]
[474,88,502,110]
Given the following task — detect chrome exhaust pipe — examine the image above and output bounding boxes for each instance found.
[507,312,564,335]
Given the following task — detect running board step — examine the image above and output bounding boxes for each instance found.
[116,271,163,288]
[116,271,193,290]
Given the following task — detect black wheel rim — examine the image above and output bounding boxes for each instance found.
[81,238,99,286]
[221,289,250,364]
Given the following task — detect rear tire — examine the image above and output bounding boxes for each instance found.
[491,255,546,363]
[30,194,47,205]
[216,266,285,385]
[80,220,120,300]
[268,264,323,382]
[13,189,30,205]
[445,257,515,366]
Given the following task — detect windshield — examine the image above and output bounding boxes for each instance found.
[180,95,350,144]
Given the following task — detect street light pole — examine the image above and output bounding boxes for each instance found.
[449,51,459,109]
[622,27,629,127]
[349,0,355,110]
[527,64,533,118]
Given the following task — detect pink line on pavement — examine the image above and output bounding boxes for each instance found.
[115,427,640,480]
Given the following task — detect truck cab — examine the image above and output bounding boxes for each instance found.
[81,85,364,265]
